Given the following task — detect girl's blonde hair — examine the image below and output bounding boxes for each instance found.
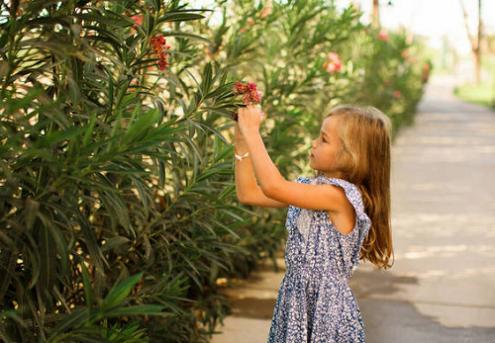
[320,104,394,270]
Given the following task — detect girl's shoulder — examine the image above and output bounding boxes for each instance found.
[294,175,357,190]
[294,174,368,219]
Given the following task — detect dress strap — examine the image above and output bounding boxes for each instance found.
[294,175,311,184]
[314,175,372,238]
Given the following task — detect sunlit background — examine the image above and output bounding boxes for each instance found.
[193,0,495,108]
[342,0,494,56]
[342,0,494,93]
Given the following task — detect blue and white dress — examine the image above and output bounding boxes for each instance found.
[267,175,372,343]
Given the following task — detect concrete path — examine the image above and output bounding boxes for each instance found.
[210,74,495,343]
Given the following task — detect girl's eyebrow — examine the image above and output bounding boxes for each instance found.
[320,130,328,137]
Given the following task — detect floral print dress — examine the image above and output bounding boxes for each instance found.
[267,175,372,343]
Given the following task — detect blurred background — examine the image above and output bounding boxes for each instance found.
[344,0,495,108]
[197,0,495,108]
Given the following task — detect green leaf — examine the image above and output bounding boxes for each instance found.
[82,112,97,146]
[102,272,143,309]
[34,126,84,149]
[102,305,166,318]
[200,62,213,96]
[157,12,205,24]
[48,308,90,338]
[122,108,160,145]
[80,263,94,308]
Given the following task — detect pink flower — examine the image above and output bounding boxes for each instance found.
[131,15,143,27]
[246,17,255,26]
[130,14,143,34]
[150,34,171,71]
[393,90,401,98]
[406,32,414,45]
[378,29,389,41]
[233,81,247,94]
[247,83,257,92]
[233,81,263,105]
[260,0,273,18]
[323,52,342,74]
[260,6,272,18]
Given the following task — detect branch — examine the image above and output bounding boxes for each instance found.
[458,0,476,52]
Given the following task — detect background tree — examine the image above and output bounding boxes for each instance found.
[372,0,380,28]
[459,0,483,85]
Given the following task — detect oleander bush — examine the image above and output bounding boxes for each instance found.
[0,0,431,342]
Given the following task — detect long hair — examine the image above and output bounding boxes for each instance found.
[322,104,394,270]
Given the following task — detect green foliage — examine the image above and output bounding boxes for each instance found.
[454,80,495,109]
[0,0,243,341]
[0,0,430,342]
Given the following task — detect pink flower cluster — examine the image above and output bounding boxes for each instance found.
[130,14,144,35]
[323,52,342,74]
[260,0,272,18]
[150,34,171,71]
[233,81,263,105]
[131,14,143,27]
[378,29,389,41]
[130,15,171,71]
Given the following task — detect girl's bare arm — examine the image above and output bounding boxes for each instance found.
[234,123,287,208]
[240,127,347,213]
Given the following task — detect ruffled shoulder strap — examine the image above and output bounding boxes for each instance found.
[314,175,372,238]
[294,175,311,184]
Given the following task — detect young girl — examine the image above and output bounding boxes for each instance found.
[234,103,394,343]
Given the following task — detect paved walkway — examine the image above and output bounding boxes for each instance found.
[210,74,495,343]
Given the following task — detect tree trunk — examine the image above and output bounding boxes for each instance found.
[372,0,380,28]
[473,49,481,85]
[475,0,482,84]
[459,0,483,85]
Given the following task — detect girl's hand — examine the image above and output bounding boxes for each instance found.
[237,104,266,138]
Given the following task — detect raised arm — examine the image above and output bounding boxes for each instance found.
[234,122,287,208]
[236,106,347,213]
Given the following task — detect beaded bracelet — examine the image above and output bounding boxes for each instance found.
[235,151,250,161]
